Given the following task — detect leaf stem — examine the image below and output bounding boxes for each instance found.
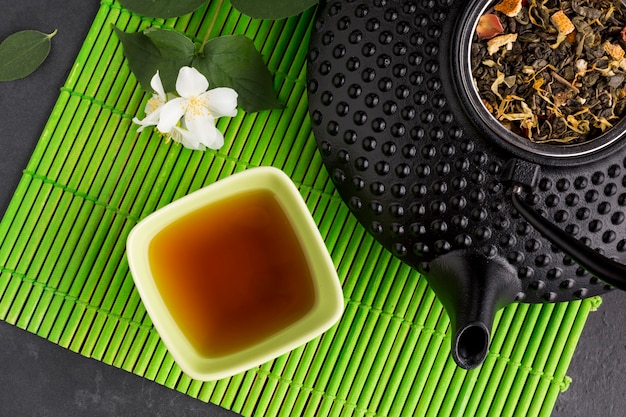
[47,29,58,39]
[200,0,225,52]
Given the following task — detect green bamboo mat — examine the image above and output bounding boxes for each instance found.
[0,1,600,416]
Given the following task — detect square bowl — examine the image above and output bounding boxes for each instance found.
[126,166,344,381]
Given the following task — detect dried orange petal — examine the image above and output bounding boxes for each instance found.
[487,33,518,55]
[604,41,625,61]
[550,11,575,35]
[494,0,523,17]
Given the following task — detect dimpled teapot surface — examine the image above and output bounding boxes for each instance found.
[306,0,626,368]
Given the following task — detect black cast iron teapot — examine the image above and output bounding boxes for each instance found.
[306,0,626,369]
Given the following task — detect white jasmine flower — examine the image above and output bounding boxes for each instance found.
[133,66,238,151]
[158,66,237,150]
[132,71,167,132]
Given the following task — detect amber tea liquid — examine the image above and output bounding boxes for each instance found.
[149,189,316,357]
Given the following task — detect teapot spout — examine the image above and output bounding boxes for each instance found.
[425,251,521,369]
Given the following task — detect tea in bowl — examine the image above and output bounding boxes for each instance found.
[126,166,344,381]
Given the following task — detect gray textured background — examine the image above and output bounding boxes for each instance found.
[0,1,625,416]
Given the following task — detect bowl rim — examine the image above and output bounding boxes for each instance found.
[126,166,344,381]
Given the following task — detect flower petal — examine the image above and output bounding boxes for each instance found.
[171,126,204,150]
[204,88,239,118]
[132,117,149,132]
[194,122,223,150]
[207,126,224,150]
[176,66,209,98]
[184,111,220,149]
[133,106,163,131]
[156,97,187,133]
[150,71,167,100]
[145,93,165,115]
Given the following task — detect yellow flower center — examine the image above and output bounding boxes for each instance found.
[146,95,164,115]
[187,95,209,119]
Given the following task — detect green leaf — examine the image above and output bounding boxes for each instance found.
[0,30,57,82]
[144,27,196,58]
[119,0,206,18]
[231,0,318,19]
[194,35,282,112]
[113,26,195,92]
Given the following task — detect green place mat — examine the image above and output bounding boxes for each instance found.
[0,1,600,415]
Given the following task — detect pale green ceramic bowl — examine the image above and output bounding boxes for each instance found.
[126,166,344,381]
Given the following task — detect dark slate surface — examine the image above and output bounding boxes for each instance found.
[0,1,624,416]
[0,320,235,417]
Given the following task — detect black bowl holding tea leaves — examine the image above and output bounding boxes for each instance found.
[468,0,626,150]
